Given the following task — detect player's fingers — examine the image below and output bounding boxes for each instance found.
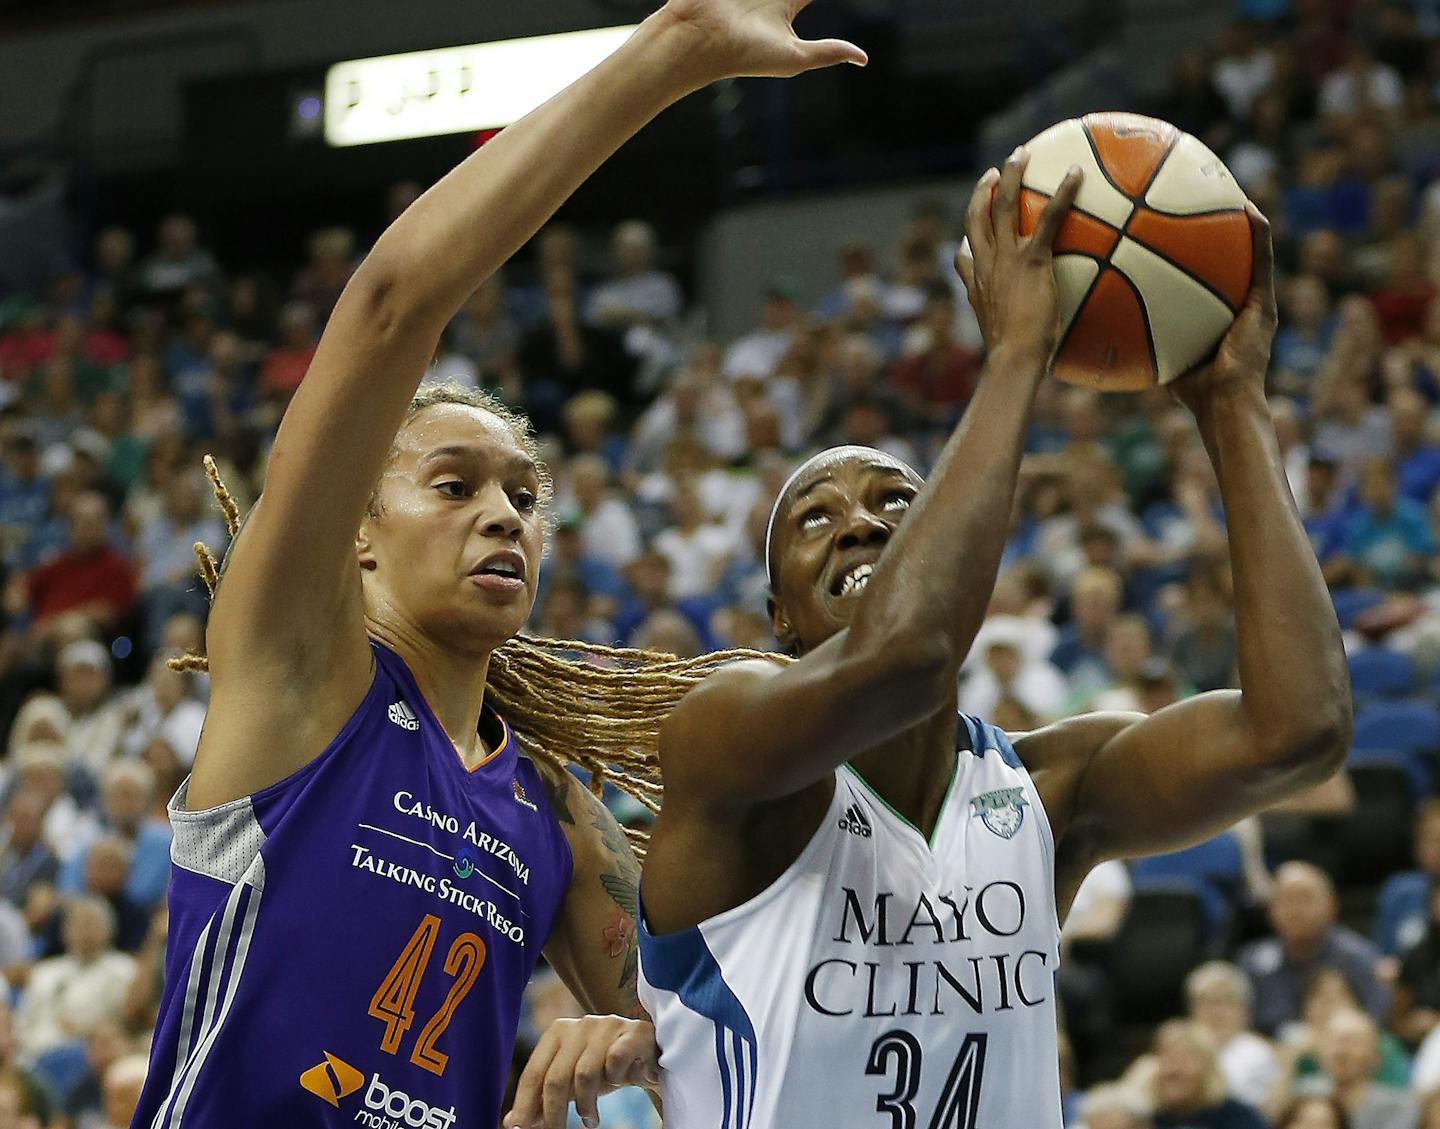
[991,146,1028,250]
[793,37,868,71]
[604,1025,661,1089]
[505,1034,560,1129]
[1029,166,1083,256]
[541,1036,588,1129]
[571,1040,611,1129]
[1246,201,1277,323]
[965,169,999,273]
[954,239,977,299]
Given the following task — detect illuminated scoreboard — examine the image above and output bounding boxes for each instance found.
[324,25,639,147]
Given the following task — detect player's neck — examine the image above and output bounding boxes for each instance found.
[370,624,495,765]
[847,706,962,841]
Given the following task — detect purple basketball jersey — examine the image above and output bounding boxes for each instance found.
[133,641,573,1129]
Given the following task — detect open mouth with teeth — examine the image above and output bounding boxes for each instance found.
[832,562,875,599]
[475,561,521,579]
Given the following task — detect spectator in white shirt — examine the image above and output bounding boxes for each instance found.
[585,220,683,332]
[1187,961,1282,1113]
[959,624,1069,721]
[1063,859,1132,949]
[563,455,642,569]
[1211,21,1275,121]
[722,281,803,382]
[1320,41,1404,122]
[14,897,135,1060]
[629,369,746,472]
[11,642,127,782]
[653,478,734,600]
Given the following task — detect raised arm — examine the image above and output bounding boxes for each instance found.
[659,154,1083,807]
[191,0,866,806]
[1028,208,1353,884]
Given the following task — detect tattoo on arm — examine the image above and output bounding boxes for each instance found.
[593,809,644,1017]
[538,763,576,827]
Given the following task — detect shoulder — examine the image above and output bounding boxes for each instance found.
[1010,711,1146,822]
[661,659,779,741]
[1379,869,1428,899]
[1332,923,1383,962]
[527,757,621,859]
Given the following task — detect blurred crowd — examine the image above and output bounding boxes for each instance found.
[1,1,1440,1127]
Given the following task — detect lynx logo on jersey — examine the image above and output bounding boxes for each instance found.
[970,787,1026,839]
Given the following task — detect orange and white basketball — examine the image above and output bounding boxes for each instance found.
[1017,112,1253,390]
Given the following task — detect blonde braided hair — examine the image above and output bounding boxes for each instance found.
[171,386,789,853]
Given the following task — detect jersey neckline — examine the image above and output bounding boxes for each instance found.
[841,714,975,851]
[373,639,516,777]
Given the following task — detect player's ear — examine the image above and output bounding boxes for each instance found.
[768,594,797,652]
[356,518,378,571]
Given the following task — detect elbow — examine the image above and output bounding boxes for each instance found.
[343,251,434,340]
[1258,694,1354,787]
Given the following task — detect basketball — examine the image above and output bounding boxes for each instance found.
[1017,112,1253,391]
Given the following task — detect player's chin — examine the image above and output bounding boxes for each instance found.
[455,589,533,638]
[818,590,861,631]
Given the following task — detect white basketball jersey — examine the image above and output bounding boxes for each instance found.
[638,715,1062,1129]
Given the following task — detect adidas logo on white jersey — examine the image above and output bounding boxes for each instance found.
[838,803,872,838]
[387,701,420,731]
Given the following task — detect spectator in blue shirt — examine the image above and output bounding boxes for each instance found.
[1338,457,1437,588]
[0,433,49,569]
[1051,565,1124,693]
[1388,387,1440,505]
[1303,458,1352,569]
[58,760,172,912]
[1239,863,1391,1035]
[1374,800,1440,958]
[1273,276,1336,392]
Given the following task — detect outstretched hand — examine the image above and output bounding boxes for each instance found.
[658,0,867,87]
[957,148,1083,370]
[1170,203,1277,413]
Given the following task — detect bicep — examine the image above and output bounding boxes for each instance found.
[542,771,646,1019]
[1059,692,1333,864]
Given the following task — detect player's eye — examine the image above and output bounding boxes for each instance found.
[799,508,830,531]
[514,489,537,513]
[435,480,469,498]
[881,491,914,513]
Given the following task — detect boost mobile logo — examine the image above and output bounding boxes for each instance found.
[299,1052,364,1107]
[300,1052,459,1128]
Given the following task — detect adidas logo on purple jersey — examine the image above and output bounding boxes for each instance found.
[387,701,419,731]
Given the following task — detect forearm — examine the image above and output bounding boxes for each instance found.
[245,13,707,582]
[1194,386,1351,764]
[363,15,694,323]
[845,345,1046,669]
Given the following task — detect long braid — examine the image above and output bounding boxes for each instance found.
[169,384,791,854]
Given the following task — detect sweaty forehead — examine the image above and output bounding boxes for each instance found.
[781,449,919,513]
[391,404,524,464]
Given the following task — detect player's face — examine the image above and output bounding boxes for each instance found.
[768,454,921,654]
[359,405,544,651]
